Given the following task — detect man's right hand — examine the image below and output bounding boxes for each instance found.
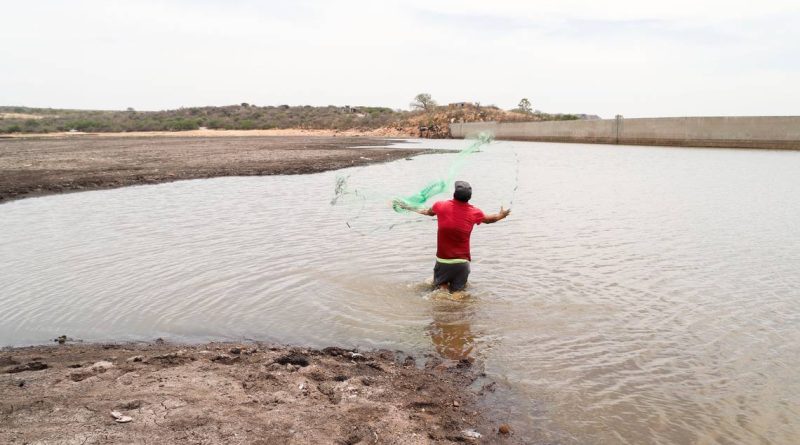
[483,206,511,224]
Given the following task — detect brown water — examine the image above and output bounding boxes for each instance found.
[2,140,799,444]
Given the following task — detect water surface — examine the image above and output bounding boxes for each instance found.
[2,140,799,444]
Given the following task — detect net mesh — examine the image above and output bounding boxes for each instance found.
[391,132,494,213]
[330,132,501,233]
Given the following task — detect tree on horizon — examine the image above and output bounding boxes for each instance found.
[516,98,533,114]
[410,93,437,112]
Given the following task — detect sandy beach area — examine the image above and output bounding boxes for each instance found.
[0,133,430,203]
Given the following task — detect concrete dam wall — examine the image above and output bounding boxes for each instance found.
[449,116,800,150]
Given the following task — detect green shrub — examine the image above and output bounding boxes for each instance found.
[66,120,102,131]
[237,119,255,129]
[206,119,225,129]
[168,119,200,131]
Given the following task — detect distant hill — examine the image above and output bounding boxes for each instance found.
[0,104,594,136]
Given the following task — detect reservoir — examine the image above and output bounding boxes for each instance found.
[2,140,799,444]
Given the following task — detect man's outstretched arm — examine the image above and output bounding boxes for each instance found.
[392,199,435,216]
[482,207,511,224]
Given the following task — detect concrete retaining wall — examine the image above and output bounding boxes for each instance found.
[449,116,800,149]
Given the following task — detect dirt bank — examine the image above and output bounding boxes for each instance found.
[0,128,417,139]
[0,341,513,444]
[0,134,429,203]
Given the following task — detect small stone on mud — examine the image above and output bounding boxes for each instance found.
[229,347,242,355]
[0,356,19,366]
[110,411,133,423]
[498,423,512,435]
[461,429,482,439]
[307,371,326,381]
[322,347,349,357]
[365,362,384,372]
[5,362,48,374]
[453,400,460,407]
[429,431,445,440]
[275,353,309,367]
[211,355,240,365]
[116,400,143,410]
[127,355,144,363]
[90,361,114,371]
[317,382,341,404]
[478,382,497,394]
[317,382,334,396]
[148,352,192,366]
[70,372,93,382]
[377,349,395,360]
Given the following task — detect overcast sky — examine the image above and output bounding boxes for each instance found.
[2,0,799,118]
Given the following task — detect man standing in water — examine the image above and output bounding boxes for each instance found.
[394,181,511,292]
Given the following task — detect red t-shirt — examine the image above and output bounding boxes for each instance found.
[431,199,485,261]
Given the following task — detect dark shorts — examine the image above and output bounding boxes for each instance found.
[433,261,470,292]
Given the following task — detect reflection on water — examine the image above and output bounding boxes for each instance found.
[428,292,476,362]
[2,140,800,444]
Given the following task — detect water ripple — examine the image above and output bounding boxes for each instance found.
[2,141,800,443]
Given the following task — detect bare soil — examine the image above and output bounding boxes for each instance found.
[1,342,513,444]
[0,134,428,203]
[0,128,418,139]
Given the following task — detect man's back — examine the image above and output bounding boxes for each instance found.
[432,199,485,261]
[392,180,509,292]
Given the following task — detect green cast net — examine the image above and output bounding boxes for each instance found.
[331,132,513,233]
[390,132,494,213]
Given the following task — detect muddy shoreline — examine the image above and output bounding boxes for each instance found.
[1,341,514,444]
[0,134,429,204]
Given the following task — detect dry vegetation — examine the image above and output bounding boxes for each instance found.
[0,104,592,137]
[0,105,404,134]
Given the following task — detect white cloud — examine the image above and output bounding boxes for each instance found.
[1,0,798,117]
[408,0,800,22]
